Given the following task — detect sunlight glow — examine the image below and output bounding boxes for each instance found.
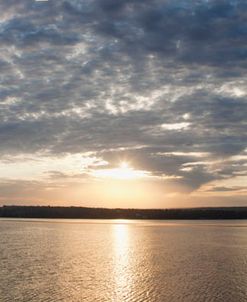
[113,224,132,299]
[92,162,150,180]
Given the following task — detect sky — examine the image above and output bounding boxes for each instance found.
[0,0,246,208]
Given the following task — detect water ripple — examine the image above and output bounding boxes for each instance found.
[1,219,247,302]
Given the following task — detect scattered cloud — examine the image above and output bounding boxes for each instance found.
[0,0,246,205]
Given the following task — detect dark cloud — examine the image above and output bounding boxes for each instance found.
[0,0,247,195]
[63,0,247,66]
[206,186,246,192]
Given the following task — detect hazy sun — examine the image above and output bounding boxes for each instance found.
[92,161,149,180]
[119,161,129,169]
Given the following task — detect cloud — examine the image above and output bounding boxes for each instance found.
[0,0,246,201]
[206,186,247,192]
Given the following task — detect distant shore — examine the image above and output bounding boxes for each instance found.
[1,205,247,220]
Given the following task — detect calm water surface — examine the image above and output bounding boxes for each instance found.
[1,219,247,302]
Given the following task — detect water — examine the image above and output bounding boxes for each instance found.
[1,219,247,302]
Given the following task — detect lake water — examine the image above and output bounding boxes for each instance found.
[1,219,247,302]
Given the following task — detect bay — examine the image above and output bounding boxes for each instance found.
[1,219,247,302]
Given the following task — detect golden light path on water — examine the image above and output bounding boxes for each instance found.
[113,222,133,301]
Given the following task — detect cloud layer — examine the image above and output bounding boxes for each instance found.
[0,0,246,205]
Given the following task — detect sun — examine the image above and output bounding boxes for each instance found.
[92,161,149,180]
[119,161,129,169]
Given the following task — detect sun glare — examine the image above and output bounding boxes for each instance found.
[92,161,149,180]
[119,161,129,169]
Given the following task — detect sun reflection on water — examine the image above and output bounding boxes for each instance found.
[113,223,132,301]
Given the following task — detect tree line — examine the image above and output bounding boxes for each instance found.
[1,205,247,219]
